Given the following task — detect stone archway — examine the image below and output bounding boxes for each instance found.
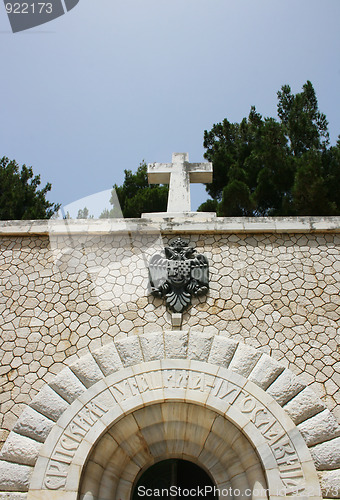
[78,400,268,500]
[0,330,339,499]
[26,359,321,499]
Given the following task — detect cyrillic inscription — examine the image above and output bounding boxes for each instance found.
[44,400,109,489]
[233,391,305,494]
[42,367,308,494]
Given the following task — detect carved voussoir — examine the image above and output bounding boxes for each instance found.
[13,407,54,444]
[139,332,165,362]
[30,385,69,422]
[164,330,188,359]
[0,433,41,467]
[319,469,340,498]
[266,369,306,406]
[310,437,340,470]
[208,336,238,368]
[187,331,214,362]
[69,354,104,388]
[228,343,262,378]
[283,386,326,425]
[248,354,284,390]
[91,343,123,377]
[0,461,32,492]
[114,336,143,367]
[297,409,340,447]
[49,367,86,404]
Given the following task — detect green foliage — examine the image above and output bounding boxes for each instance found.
[99,207,121,219]
[277,81,329,156]
[292,151,337,216]
[197,198,218,213]
[201,81,340,216]
[77,207,93,219]
[0,157,60,220]
[100,162,168,219]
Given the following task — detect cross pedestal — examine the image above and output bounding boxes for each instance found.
[142,153,215,218]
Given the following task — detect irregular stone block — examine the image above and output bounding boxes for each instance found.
[266,369,305,406]
[284,387,326,424]
[69,354,104,388]
[298,409,340,447]
[0,460,32,492]
[0,432,41,466]
[319,469,340,498]
[188,331,214,362]
[92,343,124,376]
[49,367,86,403]
[30,385,69,422]
[208,336,238,368]
[140,333,165,362]
[249,354,284,390]
[115,336,143,366]
[164,331,188,359]
[228,343,262,378]
[310,437,340,470]
[13,407,54,443]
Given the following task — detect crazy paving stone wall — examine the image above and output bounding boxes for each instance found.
[0,230,339,449]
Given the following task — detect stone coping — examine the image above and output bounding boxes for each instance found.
[0,216,340,236]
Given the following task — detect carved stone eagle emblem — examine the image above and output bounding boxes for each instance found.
[149,237,209,313]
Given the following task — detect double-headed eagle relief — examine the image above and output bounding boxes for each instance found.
[149,237,209,313]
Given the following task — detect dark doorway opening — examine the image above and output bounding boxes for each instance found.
[132,459,217,499]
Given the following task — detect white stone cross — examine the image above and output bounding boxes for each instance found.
[147,153,213,213]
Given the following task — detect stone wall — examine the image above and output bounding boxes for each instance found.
[0,218,339,448]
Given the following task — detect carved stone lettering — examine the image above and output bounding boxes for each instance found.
[261,420,285,445]
[135,374,152,393]
[83,401,108,421]
[164,370,174,388]
[176,370,189,388]
[111,379,138,401]
[251,407,272,430]
[127,377,139,396]
[110,381,126,401]
[146,371,163,390]
[135,371,163,392]
[60,436,79,451]
[45,400,109,489]
[39,367,311,494]
[164,370,188,389]
[69,417,90,438]
[214,380,242,403]
[273,438,297,465]
[238,394,257,413]
[44,460,68,490]
[189,372,204,391]
[270,434,305,493]
[281,476,306,495]
[52,446,75,464]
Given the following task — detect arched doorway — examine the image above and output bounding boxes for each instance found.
[131,459,217,499]
[78,401,268,500]
[25,356,323,500]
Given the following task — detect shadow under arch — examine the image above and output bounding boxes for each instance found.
[131,458,218,500]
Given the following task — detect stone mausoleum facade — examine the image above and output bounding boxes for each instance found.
[0,211,340,499]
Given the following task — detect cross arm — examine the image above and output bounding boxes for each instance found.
[188,163,213,183]
[147,163,172,184]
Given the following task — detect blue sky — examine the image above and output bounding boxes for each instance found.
[1,0,340,216]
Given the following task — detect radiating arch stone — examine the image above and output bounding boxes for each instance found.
[0,330,339,499]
